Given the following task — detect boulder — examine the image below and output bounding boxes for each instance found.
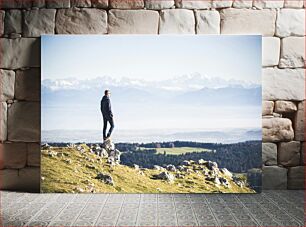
[205,161,218,170]
[274,101,297,113]
[155,171,175,182]
[96,173,114,186]
[56,8,107,34]
[166,164,176,172]
[197,159,206,165]
[262,143,277,165]
[278,141,301,167]
[181,160,191,166]
[262,118,294,142]
[220,168,233,178]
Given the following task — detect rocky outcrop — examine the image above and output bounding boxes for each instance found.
[95,173,114,186]
[154,171,175,183]
[102,139,121,165]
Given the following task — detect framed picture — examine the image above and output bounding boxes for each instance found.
[41,35,262,193]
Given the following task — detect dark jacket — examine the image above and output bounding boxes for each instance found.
[100,95,113,118]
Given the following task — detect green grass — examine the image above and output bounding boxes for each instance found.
[140,146,211,155]
[41,146,255,193]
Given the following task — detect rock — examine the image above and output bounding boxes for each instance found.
[278,141,301,167]
[15,68,40,101]
[220,9,276,36]
[300,142,305,166]
[280,37,305,68]
[74,187,85,193]
[27,143,40,167]
[219,177,230,188]
[195,10,220,34]
[46,0,70,8]
[186,168,193,174]
[8,102,40,142]
[0,0,33,8]
[0,38,40,69]
[153,165,162,170]
[103,139,115,151]
[166,164,176,172]
[253,0,284,9]
[0,10,4,35]
[96,173,114,185]
[99,148,108,157]
[4,9,22,35]
[262,166,287,189]
[175,173,185,179]
[71,0,92,7]
[133,164,140,170]
[262,101,274,115]
[205,161,218,170]
[212,0,232,8]
[145,0,175,9]
[206,176,220,185]
[275,101,297,113]
[175,0,211,9]
[262,143,277,166]
[219,168,233,178]
[197,159,206,165]
[0,143,27,169]
[108,10,159,34]
[91,0,108,8]
[284,0,304,8]
[262,68,305,101]
[232,175,245,188]
[56,8,107,34]
[262,37,280,67]
[0,69,15,102]
[288,166,304,189]
[0,102,7,142]
[160,9,195,34]
[294,101,305,141]
[155,171,175,183]
[32,0,46,8]
[177,165,185,172]
[86,164,95,170]
[232,0,253,8]
[109,0,144,9]
[276,9,305,37]
[262,118,294,142]
[23,9,56,37]
[181,160,191,166]
[64,159,72,164]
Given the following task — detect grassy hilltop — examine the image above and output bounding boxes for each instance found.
[41,144,255,193]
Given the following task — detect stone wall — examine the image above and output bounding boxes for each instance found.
[0,0,305,192]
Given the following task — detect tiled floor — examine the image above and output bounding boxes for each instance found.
[1,190,304,226]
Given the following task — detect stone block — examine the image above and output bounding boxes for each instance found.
[0,167,40,192]
[220,9,276,36]
[262,166,287,189]
[0,0,32,9]
[71,0,92,7]
[262,143,277,165]
[301,142,305,165]
[56,8,107,34]
[284,0,304,8]
[175,0,212,9]
[262,68,305,101]
[288,166,304,189]
[0,69,15,102]
[232,0,253,8]
[0,142,27,169]
[145,0,175,9]
[275,101,297,113]
[262,101,274,115]
[32,0,46,8]
[91,0,108,8]
[0,10,4,35]
[159,9,195,34]
[8,102,40,142]
[23,9,56,37]
[108,10,159,34]
[253,0,284,8]
[109,0,144,8]
[212,0,233,8]
[4,9,22,34]
[0,102,7,142]
[262,37,280,66]
[0,38,40,69]
[262,118,294,142]
[15,68,40,101]
[195,10,220,34]
[294,101,305,141]
[280,37,305,68]
[278,141,301,166]
[46,0,70,8]
[276,9,305,37]
[27,143,41,167]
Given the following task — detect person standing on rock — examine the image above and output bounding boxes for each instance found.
[101,90,114,141]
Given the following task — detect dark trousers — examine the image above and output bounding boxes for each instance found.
[103,116,114,139]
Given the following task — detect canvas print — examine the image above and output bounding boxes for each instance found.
[41,35,262,193]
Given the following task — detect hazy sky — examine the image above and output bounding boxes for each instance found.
[42,35,261,84]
